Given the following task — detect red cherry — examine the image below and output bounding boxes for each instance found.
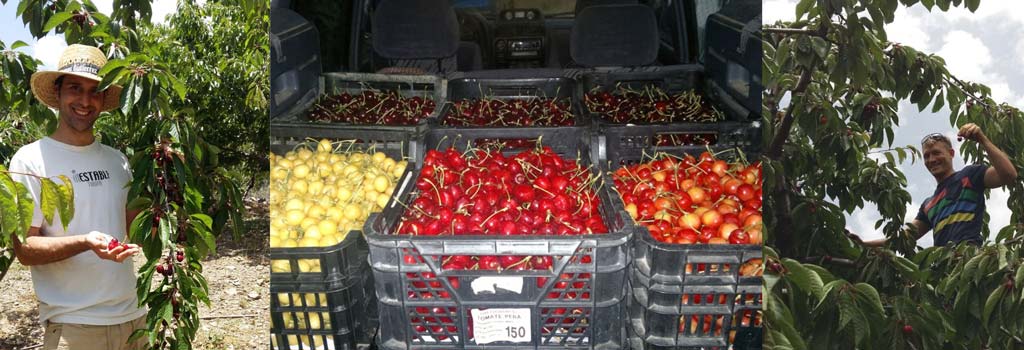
[107,238,119,250]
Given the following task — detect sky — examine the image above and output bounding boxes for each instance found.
[764,1,1023,247]
[0,0,179,69]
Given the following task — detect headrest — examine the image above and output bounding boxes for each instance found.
[372,0,459,59]
[574,0,638,14]
[571,4,658,67]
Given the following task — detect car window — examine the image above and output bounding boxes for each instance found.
[694,0,723,62]
[452,0,581,17]
[292,0,354,72]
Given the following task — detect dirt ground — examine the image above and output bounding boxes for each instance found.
[0,197,270,350]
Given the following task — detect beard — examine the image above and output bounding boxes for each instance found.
[60,109,98,133]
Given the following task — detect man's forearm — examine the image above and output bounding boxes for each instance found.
[13,234,91,266]
[981,135,1018,182]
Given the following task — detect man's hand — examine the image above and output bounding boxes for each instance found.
[958,123,1019,188]
[957,123,985,142]
[84,231,141,263]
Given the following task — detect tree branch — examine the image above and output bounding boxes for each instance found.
[766,67,815,160]
[799,256,859,267]
[762,27,821,35]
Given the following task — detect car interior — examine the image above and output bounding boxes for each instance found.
[349,0,697,73]
[271,0,761,119]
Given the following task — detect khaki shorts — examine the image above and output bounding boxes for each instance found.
[43,316,147,350]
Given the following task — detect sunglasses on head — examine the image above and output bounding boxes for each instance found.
[921,133,950,145]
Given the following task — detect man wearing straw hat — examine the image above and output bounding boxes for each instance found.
[8,44,147,350]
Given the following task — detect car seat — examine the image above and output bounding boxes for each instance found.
[371,0,482,73]
[569,4,658,67]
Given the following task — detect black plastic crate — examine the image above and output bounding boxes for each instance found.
[627,268,762,349]
[578,66,751,123]
[436,77,587,127]
[271,72,444,126]
[420,124,591,161]
[269,123,422,173]
[631,225,763,287]
[626,319,762,350]
[593,122,761,170]
[363,137,633,349]
[271,265,379,350]
[269,132,417,288]
[270,227,371,291]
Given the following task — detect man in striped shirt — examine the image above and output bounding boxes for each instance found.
[865,123,1017,247]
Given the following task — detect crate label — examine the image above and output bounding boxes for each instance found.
[471,308,531,344]
[470,276,523,294]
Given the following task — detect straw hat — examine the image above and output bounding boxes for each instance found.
[30,44,122,112]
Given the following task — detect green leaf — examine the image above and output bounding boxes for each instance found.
[56,175,73,231]
[0,173,19,237]
[932,90,945,113]
[16,183,34,239]
[982,285,1005,329]
[853,283,885,318]
[39,178,59,226]
[127,196,152,211]
[1015,264,1024,287]
[97,58,129,76]
[965,0,980,12]
[97,66,125,92]
[42,11,72,32]
[129,209,153,244]
[11,40,29,50]
[783,259,826,300]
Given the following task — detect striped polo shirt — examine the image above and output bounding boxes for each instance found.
[915,164,987,246]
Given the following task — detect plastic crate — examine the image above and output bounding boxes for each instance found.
[626,267,762,349]
[271,265,380,350]
[269,130,417,287]
[577,66,752,123]
[363,135,633,349]
[592,122,761,170]
[631,225,763,287]
[271,72,445,126]
[420,123,591,161]
[269,123,422,174]
[436,77,587,127]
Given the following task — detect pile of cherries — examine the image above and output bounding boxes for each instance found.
[396,145,606,239]
[584,86,723,124]
[443,97,574,127]
[612,151,762,245]
[306,90,435,125]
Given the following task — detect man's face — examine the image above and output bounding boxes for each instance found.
[922,139,954,178]
[57,74,104,133]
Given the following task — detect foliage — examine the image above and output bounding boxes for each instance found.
[0,0,265,348]
[763,0,1024,348]
[0,166,74,283]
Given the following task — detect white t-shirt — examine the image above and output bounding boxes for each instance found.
[9,137,146,325]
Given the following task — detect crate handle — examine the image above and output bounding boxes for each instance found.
[489,86,542,98]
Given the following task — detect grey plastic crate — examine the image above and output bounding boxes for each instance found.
[436,77,588,127]
[271,265,379,350]
[363,138,633,349]
[272,72,445,130]
[627,270,762,349]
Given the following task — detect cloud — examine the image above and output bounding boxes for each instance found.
[936,30,991,82]
[32,36,67,70]
[934,30,1016,102]
[987,188,1012,241]
[886,7,931,50]
[1016,38,1024,73]
[151,0,178,24]
[938,2,1024,26]
[762,0,798,23]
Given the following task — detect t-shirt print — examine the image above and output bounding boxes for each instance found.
[916,164,987,246]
